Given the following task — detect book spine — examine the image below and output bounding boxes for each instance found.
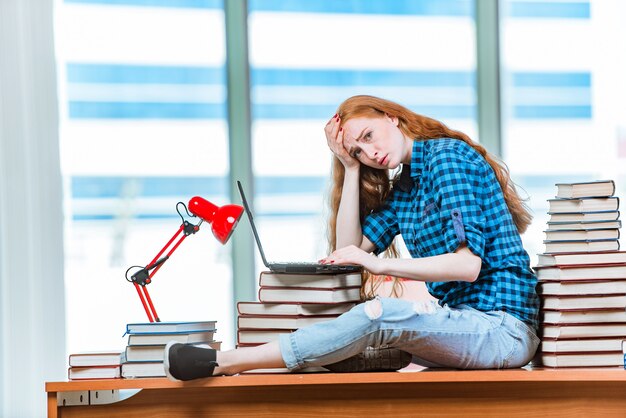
[611,180,616,197]
[236,301,245,315]
[258,272,264,287]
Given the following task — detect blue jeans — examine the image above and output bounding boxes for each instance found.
[279,297,540,370]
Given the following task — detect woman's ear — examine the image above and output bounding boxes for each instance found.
[385,113,399,126]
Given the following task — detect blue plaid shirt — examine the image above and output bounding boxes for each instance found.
[362,139,539,329]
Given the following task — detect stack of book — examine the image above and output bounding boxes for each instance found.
[121,320,220,378]
[68,351,123,380]
[544,180,620,254]
[237,271,361,348]
[536,180,626,367]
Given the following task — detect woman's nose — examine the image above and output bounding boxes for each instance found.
[363,145,377,160]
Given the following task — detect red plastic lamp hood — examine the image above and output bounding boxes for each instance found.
[188,196,244,244]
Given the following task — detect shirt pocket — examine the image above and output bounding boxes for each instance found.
[415,198,447,257]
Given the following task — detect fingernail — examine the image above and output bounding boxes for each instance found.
[333,114,337,118]
[330,260,335,264]
[339,127,342,132]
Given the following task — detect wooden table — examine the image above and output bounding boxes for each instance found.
[46,368,626,417]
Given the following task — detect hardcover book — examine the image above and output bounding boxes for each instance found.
[258,286,361,304]
[548,211,620,223]
[536,251,626,267]
[543,229,620,242]
[541,337,626,353]
[547,197,619,214]
[542,323,626,339]
[68,351,123,367]
[541,351,624,368]
[237,329,293,345]
[543,239,620,254]
[536,264,626,281]
[125,320,217,334]
[237,315,337,330]
[539,280,626,296]
[258,271,362,289]
[127,330,216,346]
[542,309,626,324]
[542,294,626,310]
[121,361,165,378]
[237,301,355,317]
[545,220,621,231]
[555,180,616,199]
[68,365,121,380]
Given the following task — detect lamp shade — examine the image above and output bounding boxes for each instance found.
[188,196,244,244]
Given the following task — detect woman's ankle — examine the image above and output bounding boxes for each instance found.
[212,365,232,375]
[214,352,239,375]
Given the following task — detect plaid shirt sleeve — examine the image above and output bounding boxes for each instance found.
[429,150,487,258]
[361,191,400,255]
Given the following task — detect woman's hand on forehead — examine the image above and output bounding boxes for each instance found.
[324,114,359,170]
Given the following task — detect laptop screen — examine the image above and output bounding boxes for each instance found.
[236,181,271,268]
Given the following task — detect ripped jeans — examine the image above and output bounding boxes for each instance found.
[278,297,540,370]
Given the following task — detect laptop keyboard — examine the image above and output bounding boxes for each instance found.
[280,261,356,271]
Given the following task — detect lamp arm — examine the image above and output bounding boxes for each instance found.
[126,215,201,322]
[124,196,243,323]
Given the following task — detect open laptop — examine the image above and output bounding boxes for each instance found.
[237,181,362,275]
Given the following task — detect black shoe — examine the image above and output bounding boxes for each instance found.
[324,347,412,373]
[164,341,219,381]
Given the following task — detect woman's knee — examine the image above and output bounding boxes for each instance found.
[363,298,384,320]
[344,298,385,330]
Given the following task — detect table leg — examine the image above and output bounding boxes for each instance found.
[47,392,58,418]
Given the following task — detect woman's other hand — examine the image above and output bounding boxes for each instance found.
[319,245,383,274]
[325,114,359,170]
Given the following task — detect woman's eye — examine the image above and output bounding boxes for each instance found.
[364,132,372,141]
[352,149,362,158]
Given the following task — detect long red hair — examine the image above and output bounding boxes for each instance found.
[326,95,532,298]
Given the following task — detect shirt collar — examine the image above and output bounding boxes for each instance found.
[396,140,425,192]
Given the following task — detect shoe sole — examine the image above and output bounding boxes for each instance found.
[325,347,412,373]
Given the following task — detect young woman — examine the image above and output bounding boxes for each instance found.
[164,95,540,381]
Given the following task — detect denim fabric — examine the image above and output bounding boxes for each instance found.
[279,297,540,371]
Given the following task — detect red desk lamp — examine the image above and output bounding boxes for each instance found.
[125,196,244,322]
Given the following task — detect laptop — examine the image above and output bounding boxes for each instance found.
[236,181,362,275]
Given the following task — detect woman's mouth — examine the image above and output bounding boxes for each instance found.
[380,155,388,166]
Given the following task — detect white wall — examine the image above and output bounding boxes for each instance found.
[0,1,66,416]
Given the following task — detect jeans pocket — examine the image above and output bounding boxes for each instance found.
[516,319,540,347]
[503,317,540,368]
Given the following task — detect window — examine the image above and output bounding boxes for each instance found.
[500,0,626,263]
[56,0,233,351]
